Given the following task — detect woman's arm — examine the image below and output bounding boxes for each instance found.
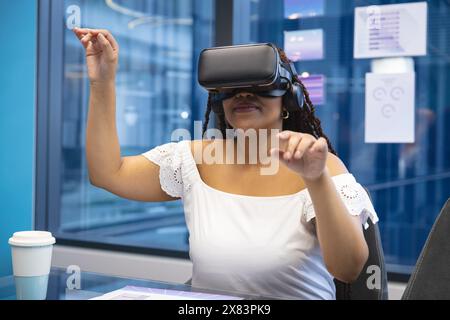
[74,28,176,202]
[304,161,368,283]
[272,131,369,283]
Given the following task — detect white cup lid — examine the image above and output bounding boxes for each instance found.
[8,231,56,247]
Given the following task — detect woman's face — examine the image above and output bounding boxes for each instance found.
[222,92,284,131]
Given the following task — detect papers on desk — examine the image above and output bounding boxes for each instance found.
[90,286,244,300]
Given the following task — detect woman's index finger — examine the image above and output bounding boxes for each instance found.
[85,29,119,50]
[73,27,90,40]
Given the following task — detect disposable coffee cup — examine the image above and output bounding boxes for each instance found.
[8,231,56,300]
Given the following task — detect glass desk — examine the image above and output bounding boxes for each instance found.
[0,267,280,300]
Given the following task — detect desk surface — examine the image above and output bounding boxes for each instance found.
[0,267,277,300]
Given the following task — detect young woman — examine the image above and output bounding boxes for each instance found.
[73,27,379,300]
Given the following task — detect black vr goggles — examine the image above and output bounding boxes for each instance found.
[198,43,304,114]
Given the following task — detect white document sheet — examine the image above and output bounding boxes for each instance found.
[90,286,244,300]
[354,2,428,59]
[365,73,415,143]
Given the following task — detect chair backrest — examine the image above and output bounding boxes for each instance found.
[335,188,388,300]
[402,197,450,300]
[335,220,388,300]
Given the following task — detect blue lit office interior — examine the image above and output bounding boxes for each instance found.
[1,0,450,300]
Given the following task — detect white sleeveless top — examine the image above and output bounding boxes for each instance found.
[142,140,379,300]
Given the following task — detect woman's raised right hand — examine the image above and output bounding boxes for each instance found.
[73,28,119,84]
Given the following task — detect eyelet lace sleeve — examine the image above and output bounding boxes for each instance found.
[141,142,183,198]
[303,174,379,230]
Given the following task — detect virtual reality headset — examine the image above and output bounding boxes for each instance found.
[198,43,304,113]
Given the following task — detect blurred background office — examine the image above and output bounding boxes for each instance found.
[1,0,449,299]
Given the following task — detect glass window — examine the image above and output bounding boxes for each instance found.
[41,0,450,276]
[233,0,450,274]
[50,0,214,253]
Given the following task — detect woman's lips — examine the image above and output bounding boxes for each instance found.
[233,103,261,113]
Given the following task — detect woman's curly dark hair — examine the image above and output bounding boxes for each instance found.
[201,46,337,156]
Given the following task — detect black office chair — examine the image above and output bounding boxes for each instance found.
[402,197,450,300]
[335,187,388,300]
[335,220,388,300]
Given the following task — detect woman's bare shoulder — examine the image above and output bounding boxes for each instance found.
[190,139,227,149]
[189,139,222,163]
[327,152,349,176]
